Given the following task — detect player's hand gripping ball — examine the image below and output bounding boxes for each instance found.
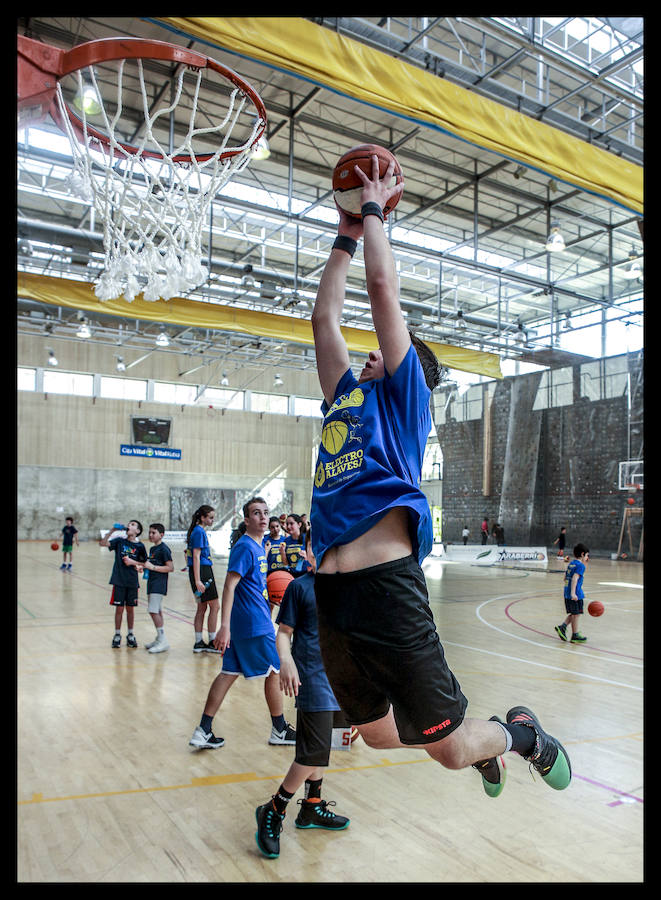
[332,144,403,218]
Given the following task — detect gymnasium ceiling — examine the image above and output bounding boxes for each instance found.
[17,16,644,384]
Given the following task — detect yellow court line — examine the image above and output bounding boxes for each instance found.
[18,756,429,806]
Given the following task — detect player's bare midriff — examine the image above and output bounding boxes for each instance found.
[317,506,413,574]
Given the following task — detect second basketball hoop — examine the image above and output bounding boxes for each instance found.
[18,36,267,303]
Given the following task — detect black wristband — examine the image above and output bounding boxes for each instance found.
[332,235,357,257]
[360,201,384,222]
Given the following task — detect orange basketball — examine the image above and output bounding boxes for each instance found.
[267,570,294,606]
[51,542,59,551]
[332,144,403,218]
[588,600,604,617]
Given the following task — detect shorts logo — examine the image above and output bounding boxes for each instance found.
[422,719,451,736]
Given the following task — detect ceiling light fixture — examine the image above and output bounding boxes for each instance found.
[76,319,91,338]
[251,135,271,161]
[622,249,642,280]
[514,322,526,343]
[116,356,126,372]
[220,373,229,386]
[73,83,102,116]
[274,373,284,387]
[455,310,467,330]
[47,349,58,367]
[545,223,566,253]
[155,331,170,347]
[513,165,526,179]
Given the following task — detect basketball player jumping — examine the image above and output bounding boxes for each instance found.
[310,154,572,798]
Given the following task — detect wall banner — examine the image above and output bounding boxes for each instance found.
[444,545,548,569]
[120,444,182,460]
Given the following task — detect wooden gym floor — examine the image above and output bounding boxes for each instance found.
[17,541,644,883]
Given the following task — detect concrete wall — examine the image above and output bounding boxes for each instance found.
[436,352,644,554]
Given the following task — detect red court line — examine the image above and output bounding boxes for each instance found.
[504,596,643,661]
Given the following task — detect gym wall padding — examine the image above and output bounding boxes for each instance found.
[17,271,503,380]
[156,16,643,215]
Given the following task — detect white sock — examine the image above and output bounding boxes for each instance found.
[208,632,216,641]
[195,632,203,642]
[157,627,165,637]
[494,721,513,752]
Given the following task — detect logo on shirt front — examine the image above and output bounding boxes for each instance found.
[317,389,366,489]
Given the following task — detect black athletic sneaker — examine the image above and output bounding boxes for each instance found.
[472,715,506,798]
[111,633,121,648]
[255,801,284,858]
[294,799,350,830]
[126,633,138,648]
[506,706,572,790]
[269,723,296,745]
[555,623,568,642]
[189,726,225,749]
[193,640,208,653]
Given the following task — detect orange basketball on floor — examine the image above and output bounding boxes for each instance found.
[332,144,403,218]
[51,542,59,551]
[588,600,604,617]
[267,570,294,606]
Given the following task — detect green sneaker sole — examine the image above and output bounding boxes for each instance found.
[482,757,506,798]
[540,740,572,790]
[294,820,350,830]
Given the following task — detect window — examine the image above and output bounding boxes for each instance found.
[99,375,147,401]
[449,385,483,422]
[153,381,198,405]
[197,387,244,410]
[533,367,573,409]
[293,396,322,418]
[250,392,288,415]
[17,367,36,391]
[580,356,629,401]
[422,441,443,481]
[42,370,93,396]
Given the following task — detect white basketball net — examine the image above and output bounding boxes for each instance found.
[56,59,263,302]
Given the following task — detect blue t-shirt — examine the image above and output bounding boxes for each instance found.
[227,534,274,639]
[564,558,586,600]
[282,534,307,572]
[264,535,288,573]
[146,541,172,595]
[276,573,339,712]
[311,343,432,566]
[187,524,213,567]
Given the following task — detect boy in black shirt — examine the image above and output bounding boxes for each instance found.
[100,520,147,648]
[60,516,78,571]
[143,524,174,653]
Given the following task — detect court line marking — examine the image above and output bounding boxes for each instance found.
[18,752,643,807]
[473,595,643,672]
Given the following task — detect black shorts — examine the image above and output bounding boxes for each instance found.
[188,565,218,603]
[110,585,138,607]
[294,709,340,767]
[314,556,467,746]
[564,595,584,615]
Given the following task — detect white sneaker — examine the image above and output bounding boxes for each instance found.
[189,726,225,749]
[148,638,170,654]
[145,639,157,650]
[269,723,296,745]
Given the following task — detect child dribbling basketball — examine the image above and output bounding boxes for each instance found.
[555,543,590,644]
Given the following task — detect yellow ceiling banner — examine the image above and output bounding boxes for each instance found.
[157,16,642,215]
[18,271,503,379]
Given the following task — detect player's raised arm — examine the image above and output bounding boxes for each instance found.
[311,208,362,406]
[355,156,410,377]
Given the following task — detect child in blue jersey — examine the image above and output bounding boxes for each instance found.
[281,514,310,577]
[309,154,572,800]
[189,496,296,751]
[100,520,147,648]
[264,516,287,574]
[555,543,589,644]
[255,531,350,858]
[186,505,220,654]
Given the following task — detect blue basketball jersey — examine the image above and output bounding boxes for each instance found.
[227,534,274,639]
[311,343,433,566]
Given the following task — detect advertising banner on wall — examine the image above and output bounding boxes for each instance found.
[444,545,548,569]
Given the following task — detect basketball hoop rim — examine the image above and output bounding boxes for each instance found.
[21,36,267,162]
